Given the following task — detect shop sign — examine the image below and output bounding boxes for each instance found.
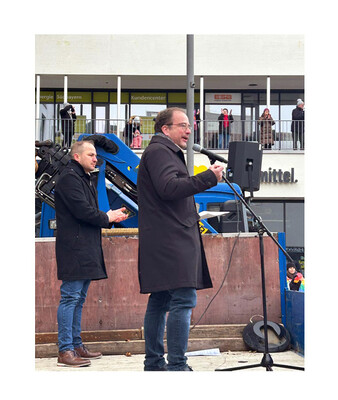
[56,92,92,103]
[39,91,54,103]
[261,168,298,183]
[131,92,166,104]
[206,93,241,104]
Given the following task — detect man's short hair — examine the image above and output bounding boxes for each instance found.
[70,140,94,159]
[154,107,186,133]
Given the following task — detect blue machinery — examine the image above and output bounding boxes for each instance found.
[36,133,242,237]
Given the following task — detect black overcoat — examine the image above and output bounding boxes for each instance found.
[60,105,76,146]
[137,135,218,293]
[291,106,305,135]
[55,160,110,281]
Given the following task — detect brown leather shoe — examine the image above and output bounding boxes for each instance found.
[57,350,91,367]
[74,345,102,360]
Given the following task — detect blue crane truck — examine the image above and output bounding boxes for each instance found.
[35,134,247,237]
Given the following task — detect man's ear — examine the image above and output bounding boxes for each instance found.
[73,153,80,162]
[161,125,170,136]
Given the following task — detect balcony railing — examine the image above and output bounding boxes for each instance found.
[35,118,305,151]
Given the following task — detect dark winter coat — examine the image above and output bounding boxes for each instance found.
[55,160,110,281]
[291,106,304,135]
[137,134,218,293]
[60,105,76,146]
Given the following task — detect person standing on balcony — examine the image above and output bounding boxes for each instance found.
[259,108,275,149]
[131,116,143,149]
[54,140,128,367]
[124,116,133,146]
[60,103,77,148]
[124,115,142,148]
[137,107,224,371]
[194,109,200,144]
[218,108,234,149]
[291,99,305,150]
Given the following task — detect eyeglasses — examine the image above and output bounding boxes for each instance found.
[167,123,192,130]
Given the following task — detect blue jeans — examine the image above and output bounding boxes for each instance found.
[57,280,91,352]
[144,287,197,371]
[219,133,230,149]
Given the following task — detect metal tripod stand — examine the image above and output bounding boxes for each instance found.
[213,164,304,371]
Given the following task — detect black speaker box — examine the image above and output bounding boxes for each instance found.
[226,141,262,192]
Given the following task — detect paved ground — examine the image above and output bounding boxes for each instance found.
[35,350,304,372]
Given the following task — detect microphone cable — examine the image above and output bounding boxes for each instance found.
[189,166,244,330]
[190,229,241,331]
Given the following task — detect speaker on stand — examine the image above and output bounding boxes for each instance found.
[226,141,263,198]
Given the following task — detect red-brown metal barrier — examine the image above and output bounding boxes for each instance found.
[35,234,281,333]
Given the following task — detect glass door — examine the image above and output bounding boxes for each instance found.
[93,104,109,134]
[242,104,258,141]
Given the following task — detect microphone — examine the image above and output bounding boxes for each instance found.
[192,144,228,164]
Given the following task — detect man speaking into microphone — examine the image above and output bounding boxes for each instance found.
[137,107,223,371]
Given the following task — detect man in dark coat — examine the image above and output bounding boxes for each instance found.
[291,99,305,150]
[137,108,223,371]
[54,140,128,367]
[60,103,77,147]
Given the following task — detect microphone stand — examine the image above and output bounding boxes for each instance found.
[207,157,304,371]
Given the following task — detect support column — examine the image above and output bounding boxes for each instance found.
[117,76,121,139]
[267,76,270,109]
[35,75,40,140]
[64,76,68,104]
[199,76,204,146]
[186,34,194,176]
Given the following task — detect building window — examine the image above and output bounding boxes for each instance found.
[250,200,304,258]
[130,104,164,119]
[250,201,284,233]
[285,202,304,248]
[130,104,165,139]
[109,104,128,136]
[38,104,55,141]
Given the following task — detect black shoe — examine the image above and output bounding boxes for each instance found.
[144,364,168,371]
[167,364,193,371]
[180,365,193,371]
